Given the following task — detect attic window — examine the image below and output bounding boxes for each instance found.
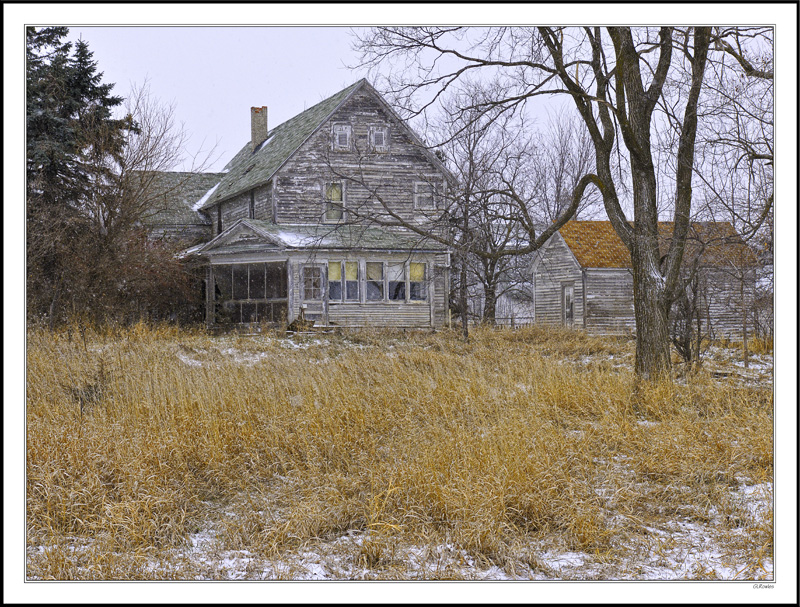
[369,126,389,152]
[331,124,351,151]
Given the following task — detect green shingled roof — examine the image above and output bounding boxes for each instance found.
[140,171,225,225]
[198,80,365,210]
[200,219,448,254]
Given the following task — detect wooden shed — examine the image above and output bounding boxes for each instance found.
[531,221,758,338]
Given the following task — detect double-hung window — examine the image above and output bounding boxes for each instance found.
[324,182,344,222]
[366,262,384,300]
[328,261,359,302]
[303,266,323,301]
[414,181,437,210]
[387,263,406,301]
[409,262,426,301]
[331,124,352,151]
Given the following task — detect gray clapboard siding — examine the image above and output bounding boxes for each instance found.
[584,269,636,334]
[328,303,431,328]
[533,222,758,339]
[274,89,444,226]
[697,268,756,340]
[533,234,584,326]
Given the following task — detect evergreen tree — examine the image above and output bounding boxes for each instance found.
[26,27,129,325]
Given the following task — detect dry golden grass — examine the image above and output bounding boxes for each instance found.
[26,323,773,580]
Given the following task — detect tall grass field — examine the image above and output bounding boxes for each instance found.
[26,324,773,580]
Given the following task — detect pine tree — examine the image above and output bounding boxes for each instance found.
[26,27,129,325]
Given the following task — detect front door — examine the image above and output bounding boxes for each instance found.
[300,264,328,325]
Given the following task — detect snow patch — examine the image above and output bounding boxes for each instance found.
[192,182,221,211]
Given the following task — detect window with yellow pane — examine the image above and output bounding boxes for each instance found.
[324,182,344,222]
[328,261,359,301]
[387,261,427,302]
[409,262,426,301]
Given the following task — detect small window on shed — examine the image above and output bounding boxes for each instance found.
[562,284,574,327]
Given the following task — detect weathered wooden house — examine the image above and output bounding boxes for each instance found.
[530,220,758,338]
[164,80,453,328]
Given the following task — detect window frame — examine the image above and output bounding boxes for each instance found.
[324,259,430,304]
[413,180,439,210]
[327,260,361,303]
[369,125,389,152]
[323,181,346,223]
[212,262,289,324]
[365,261,385,301]
[409,262,427,301]
[331,123,352,151]
[302,265,324,302]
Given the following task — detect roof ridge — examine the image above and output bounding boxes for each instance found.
[198,79,366,210]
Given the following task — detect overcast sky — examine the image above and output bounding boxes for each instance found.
[66,26,370,172]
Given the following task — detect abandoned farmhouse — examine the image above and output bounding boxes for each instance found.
[144,79,758,337]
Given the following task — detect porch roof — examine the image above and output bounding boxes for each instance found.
[195,219,449,255]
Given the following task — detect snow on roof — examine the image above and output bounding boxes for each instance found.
[192,182,221,211]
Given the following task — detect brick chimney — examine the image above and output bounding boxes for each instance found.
[251,106,268,152]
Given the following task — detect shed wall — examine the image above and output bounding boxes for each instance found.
[532,235,584,327]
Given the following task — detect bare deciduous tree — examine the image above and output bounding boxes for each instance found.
[353,26,772,380]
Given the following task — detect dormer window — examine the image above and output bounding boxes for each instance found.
[331,124,352,151]
[369,126,389,152]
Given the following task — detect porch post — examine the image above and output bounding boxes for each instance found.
[205,264,215,328]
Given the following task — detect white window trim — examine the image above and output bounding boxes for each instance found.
[408,260,427,303]
[322,181,346,224]
[414,179,440,210]
[331,123,352,151]
[301,265,325,302]
[368,125,389,152]
[326,260,361,303]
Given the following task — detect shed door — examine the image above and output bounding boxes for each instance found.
[562,284,575,327]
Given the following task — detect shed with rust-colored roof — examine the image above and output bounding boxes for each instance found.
[531,221,757,337]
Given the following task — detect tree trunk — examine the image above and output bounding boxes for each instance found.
[459,251,469,341]
[482,282,497,326]
[631,246,672,380]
